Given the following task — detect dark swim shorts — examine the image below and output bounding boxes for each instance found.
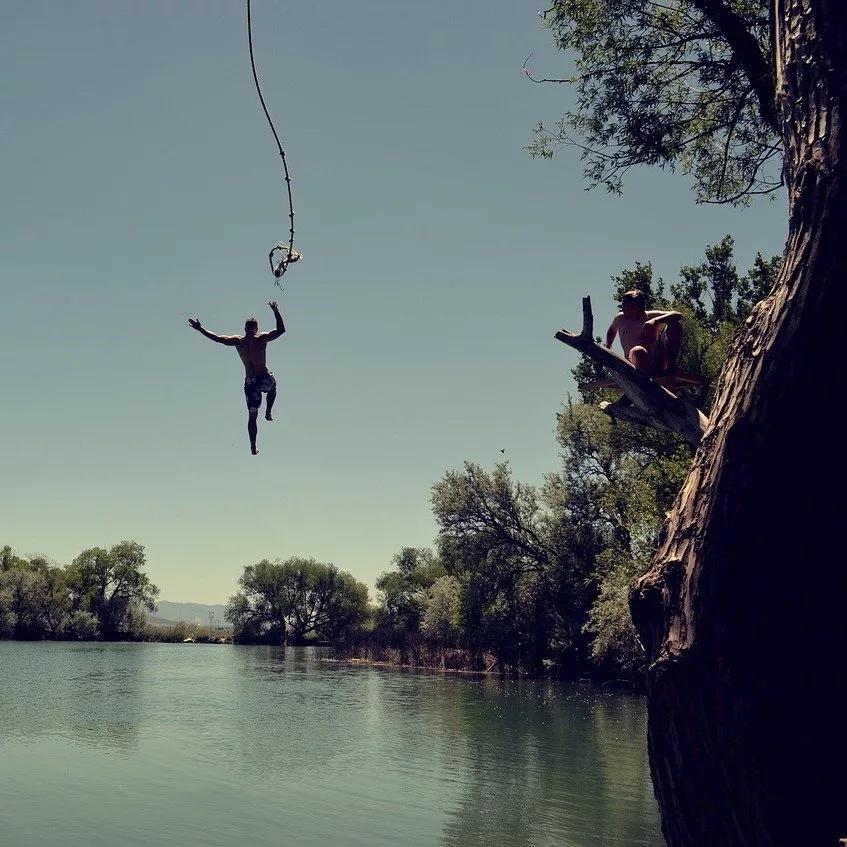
[244,371,276,410]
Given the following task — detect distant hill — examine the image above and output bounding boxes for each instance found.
[149,601,231,628]
[147,616,183,628]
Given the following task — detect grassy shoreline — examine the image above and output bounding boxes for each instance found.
[320,655,509,677]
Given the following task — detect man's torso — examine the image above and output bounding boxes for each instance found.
[236,338,269,378]
[616,310,663,356]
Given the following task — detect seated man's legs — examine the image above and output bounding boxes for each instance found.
[628,344,655,375]
[661,322,683,372]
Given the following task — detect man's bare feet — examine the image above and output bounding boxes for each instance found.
[265,412,273,422]
[251,446,259,455]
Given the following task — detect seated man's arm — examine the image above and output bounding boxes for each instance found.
[188,318,240,346]
[257,300,286,342]
[644,310,683,326]
[605,315,620,349]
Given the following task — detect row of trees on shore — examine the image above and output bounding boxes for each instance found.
[0,542,157,641]
[1,237,775,680]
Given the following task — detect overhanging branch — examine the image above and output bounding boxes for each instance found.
[555,296,709,448]
[689,0,779,134]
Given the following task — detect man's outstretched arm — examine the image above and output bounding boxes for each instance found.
[258,301,286,342]
[188,318,240,346]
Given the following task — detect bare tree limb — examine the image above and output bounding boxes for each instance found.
[688,0,778,133]
[555,296,709,448]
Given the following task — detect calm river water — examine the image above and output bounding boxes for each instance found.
[0,642,661,847]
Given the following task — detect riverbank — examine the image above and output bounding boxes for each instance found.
[321,655,506,677]
[144,623,231,643]
[329,645,643,687]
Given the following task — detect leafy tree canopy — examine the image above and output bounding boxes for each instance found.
[0,540,155,641]
[374,547,446,637]
[227,557,369,645]
[66,541,158,638]
[528,0,781,203]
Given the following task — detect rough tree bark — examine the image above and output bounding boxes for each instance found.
[627,2,847,845]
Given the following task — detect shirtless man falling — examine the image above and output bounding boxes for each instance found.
[605,290,684,384]
[189,301,285,455]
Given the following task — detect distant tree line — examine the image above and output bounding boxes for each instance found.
[0,541,158,641]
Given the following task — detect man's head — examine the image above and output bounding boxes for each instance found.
[621,289,647,317]
[244,317,259,337]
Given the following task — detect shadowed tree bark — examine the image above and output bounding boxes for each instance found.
[622,3,847,844]
[546,0,847,843]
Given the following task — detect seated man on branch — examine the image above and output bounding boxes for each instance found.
[605,290,688,387]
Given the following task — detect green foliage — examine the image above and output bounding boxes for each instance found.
[64,610,100,640]
[0,557,71,639]
[147,622,228,644]
[431,463,561,670]
[529,0,781,203]
[0,541,157,641]
[356,237,778,679]
[421,576,461,644]
[0,580,16,638]
[583,556,646,675]
[0,545,28,572]
[226,557,369,645]
[226,590,269,644]
[32,561,71,637]
[65,542,158,639]
[674,236,779,332]
[374,547,445,641]
[432,463,549,576]
[0,568,50,639]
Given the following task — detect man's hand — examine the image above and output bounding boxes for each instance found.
[259,300,285,341]
[188,318,202,331]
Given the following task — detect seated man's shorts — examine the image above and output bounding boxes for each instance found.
[244,371,276,410]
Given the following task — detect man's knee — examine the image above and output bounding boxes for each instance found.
[248,407,259,419]
[628,346,653,373]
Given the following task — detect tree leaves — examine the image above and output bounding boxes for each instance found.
[530,0,781,203]
[226,557,369,645]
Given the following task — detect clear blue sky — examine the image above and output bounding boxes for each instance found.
[1,1,786,603]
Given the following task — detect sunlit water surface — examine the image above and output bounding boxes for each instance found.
[0,642,661,846]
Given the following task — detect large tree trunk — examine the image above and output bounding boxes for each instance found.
[630,3,847,845]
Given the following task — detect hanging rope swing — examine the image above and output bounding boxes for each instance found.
[246,0,301,284]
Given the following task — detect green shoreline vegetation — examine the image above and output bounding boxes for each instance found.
[1,238,777,681]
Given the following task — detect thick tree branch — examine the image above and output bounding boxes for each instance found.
[555,296,709,448]
[689,0,779,133]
